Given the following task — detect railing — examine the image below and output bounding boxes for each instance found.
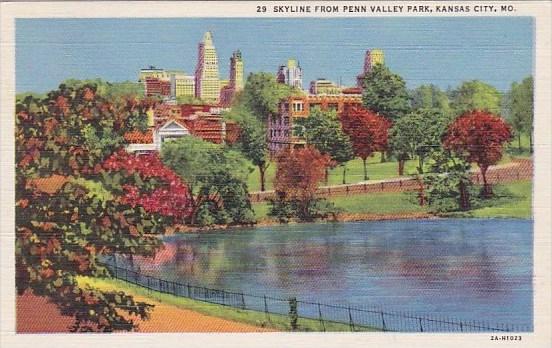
[101,262,530,333]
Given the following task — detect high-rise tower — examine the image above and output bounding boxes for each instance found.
[277,59,303,90]
[229,50,244,91]
[195,31,220,103]
[356,49,385,88]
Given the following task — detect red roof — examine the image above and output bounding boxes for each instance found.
[27,174,68,194]
[124,129,153,144]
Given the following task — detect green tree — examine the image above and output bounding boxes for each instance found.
[297,108,354,184]
[422,150,473,212]
[361,64,411,121]
[161,136,255,225]
[410,84,452,117]
[450,80,502,115]
[389,108,450,175]
[506,76,533,152]
[61,78,144,100]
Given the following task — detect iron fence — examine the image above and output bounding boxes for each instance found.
[100,261,530,333]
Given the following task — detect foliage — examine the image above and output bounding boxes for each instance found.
[15,84,185,331]
[409,84,452,117]
[421,150,473,213]
[296,107,354,183]
[270,147,333,221]
[160,136,255,226]
[361,64,411,121]
[241,72,299,122]
[61,78,144,100]
[340,106,391,180]
[504,76,533,152]
[443,110,512,196]
[176,95,206,105]
[449,80,502,115]
[389,108,451,174]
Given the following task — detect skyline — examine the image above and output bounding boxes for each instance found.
[16,17,533,93]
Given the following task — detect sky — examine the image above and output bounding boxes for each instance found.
[16,17,533,93]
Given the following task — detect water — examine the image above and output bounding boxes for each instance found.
[123,218,533,330]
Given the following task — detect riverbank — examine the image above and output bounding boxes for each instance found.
[77,277,378,332]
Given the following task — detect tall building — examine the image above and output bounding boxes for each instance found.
[277,59,303,90]
[194,31,221,103]
[356,49,385,88]
[229,50,244,91]
[169,71,195,99]
[139,66,169,82]
[220,50,245,107]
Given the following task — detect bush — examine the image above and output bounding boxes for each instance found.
[268,197,341,222]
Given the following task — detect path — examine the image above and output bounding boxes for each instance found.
[17,291,271,333]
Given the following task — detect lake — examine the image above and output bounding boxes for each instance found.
[121,218,533,330]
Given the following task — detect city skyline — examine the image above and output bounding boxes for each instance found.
[16,17,533,93]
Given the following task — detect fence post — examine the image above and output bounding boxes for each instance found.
[364,183,367,192]
[348,306,355,332]
[288,297,298,331]
[240,293,246,310]
[380,311,387,331]
[222,290,225,305]
[318,303,326,332]
[460,321,463,332]
[264,295,271,323]
[419,317,424,332]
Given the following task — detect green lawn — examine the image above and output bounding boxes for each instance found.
[79,276,377,332]
[253,180,531,220]
[506,132,533,158]
[246,153,518,193]
[463,180,532,219]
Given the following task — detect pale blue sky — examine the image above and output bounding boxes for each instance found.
[16,17,533,93]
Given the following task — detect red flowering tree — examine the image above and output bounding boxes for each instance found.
[340,106,392,180]
[16,84,191,331]
[443,110,512,196]
[272,146,331,219]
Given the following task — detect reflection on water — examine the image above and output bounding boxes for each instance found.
[127,218,532,327]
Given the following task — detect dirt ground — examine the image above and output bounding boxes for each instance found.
[16,291,271,333]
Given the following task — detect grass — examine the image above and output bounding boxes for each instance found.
[246,152,520,193]
[253,180,531,220]
[78,276,378,332]
[253,191,425,220]
[460,181,532,219]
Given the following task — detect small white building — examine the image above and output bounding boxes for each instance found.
[125,119,191,154]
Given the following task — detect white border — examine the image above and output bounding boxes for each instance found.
[1,2,550,347]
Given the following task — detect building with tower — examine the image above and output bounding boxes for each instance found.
[220,50,244,107]
[356,49,385,88]
[277,59,303,90]
[194,31,221,103]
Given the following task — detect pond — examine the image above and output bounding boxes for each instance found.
[121,218,533,330]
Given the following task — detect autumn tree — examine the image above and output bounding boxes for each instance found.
[297,108,354,184]
[389,108,450,175]
[270,147,333,221]
[16,84,191,331]
[340,106,392,180]
[443,110,512,197]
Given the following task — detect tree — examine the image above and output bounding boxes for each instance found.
[506,76,533,152]
[422,150,473,212]
[361,64,411,122]
[16,85,190,331]
[450,80,502,115]
[271,146,332,220]
[443,110,512,197]
[340,106,391,180]
[160,136,255,225]
[297,108,354,184]
[389,108,450,175]
[409,84,452,117]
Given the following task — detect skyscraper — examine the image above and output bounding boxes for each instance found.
[356,49,385,88]
[277,59,303,90]
[229,50,244,91]
[195,31,220,103]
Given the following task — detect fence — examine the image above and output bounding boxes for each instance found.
[248,159,532,203]
[101,262,530,333]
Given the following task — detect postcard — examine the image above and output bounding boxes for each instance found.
[0,1,550,347]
